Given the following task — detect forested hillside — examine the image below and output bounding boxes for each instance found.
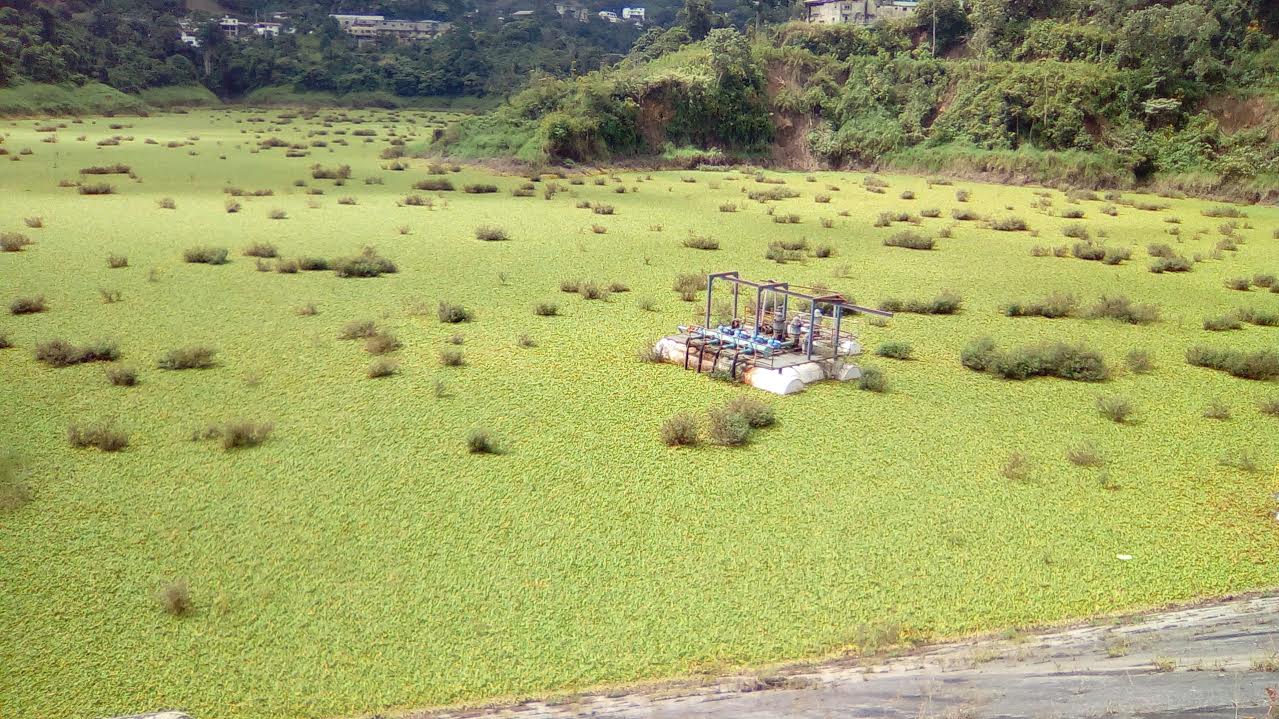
[0,0,776,106]
[446,0,1279,198]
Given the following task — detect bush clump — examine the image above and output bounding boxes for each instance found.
[184,246,229,265]
[413,178,454,191]
[437,302,473,324]
[883,231,935,250]
[157,346,218,370]
[683,233,720,250]
[1125,349,1154,374]
[1086,295,1160,325]
[333,247,396,278]
[660,412,700,447]
[962,338,1109,382]
[1002,293,1076,319]
[1150,256,1193,273]
[67,419,129,452]
[35,338,118,367]
[1096,395,1133,423]
[338,320,377,340]
[533,301,559,317]
[474,225,509,241]
[1203,314,1243,332]
[219,420,274,450]
[9,295,46,315]
[878,290,962,315]
[466,428,498,454]
[243,242,278,258]
[1185,346,1279,380]
[105,365,137,386]
[0,232,33,252]
[367,359,398,378]
[990,216,1028,232]
[857,366,888,392]
[875,341,914,360]
[462,183,498,194]
[706,406,752,446]
[724,396,776,429]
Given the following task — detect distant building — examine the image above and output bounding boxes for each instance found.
[555,2,590,21]
[509,9,536,19]
[598,10,619,22]
[621,7,645,21]
[803,0,918,25]
[217,15,242,37]
[179,30,201,47]
[252,22,283,37]
[329,14,444,42]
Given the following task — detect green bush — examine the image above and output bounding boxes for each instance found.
[1185,346,1279,380]
[990,216,1028,232]
[724,396,775,429]
[67,419,128,452]
[105,365,137,386]
[298,256,330,271]
[462,183,499,194]
[857,366,888,392]
[1002,293,1076,319]
[157,346,218,370]
[883,231,934,250]
[1149,256,1193,273]
[35,338,119,367]
[879,291,962,315]
[475,225,509,241]
[9,295,46,315]
[333,247,396,277]
[1096,395,1133,423]
[412,178,454,191]
[1086,295,1160,325]
[437,302,473,324]
[466,428,498,454]
[221,421,273,450]
[707,406,751,446]
[875,341,914,360]
[243,242,278,258]
[1203,314,1242,332]
[660,413,700,447]
[1125,349,1154,374]
[184,246,229,265]
[963,340,1108,382]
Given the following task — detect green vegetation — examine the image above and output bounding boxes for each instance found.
[1,109,1277,719]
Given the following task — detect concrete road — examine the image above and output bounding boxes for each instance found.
[417,594,1279,719]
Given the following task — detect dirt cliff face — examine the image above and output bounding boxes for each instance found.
[636,88,676,153]
[1202,94,1279,141]
[765,62,820,170]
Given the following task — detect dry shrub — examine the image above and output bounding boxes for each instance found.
[157,580,192,616]
[67,419,129,451]
[9,295,46,315]
[221,420,273,450]
[1,232,33,252]
[157,346,217,370]
[475,225,509,241]
[364,332,401,355]
[367,359,398,378]
[243,242,278,258]
[661,413,700,447]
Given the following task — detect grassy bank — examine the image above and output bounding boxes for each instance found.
[136,85,222,109]
[0,82,148,117]
[243,86,499,112]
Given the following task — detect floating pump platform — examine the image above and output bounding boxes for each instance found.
[653,271,892,396]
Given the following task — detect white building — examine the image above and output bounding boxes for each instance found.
[217,15,241,37]
[252,22,283,37]
[803,0,918,25]
[598,10,619,22]
[555,2,590,21]
[179,31,201,47]
[621,7,645,21]
[329,14,443,42]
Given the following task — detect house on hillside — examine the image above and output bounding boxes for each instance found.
[555,2,590,21]
[804,0,918,25]
[252,22,284,37]
[217,15,242,37]
[329,14,444,43]
[622,7,646,22]
[598,10,620,22]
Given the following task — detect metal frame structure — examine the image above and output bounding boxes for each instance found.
[661,271,894,381]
